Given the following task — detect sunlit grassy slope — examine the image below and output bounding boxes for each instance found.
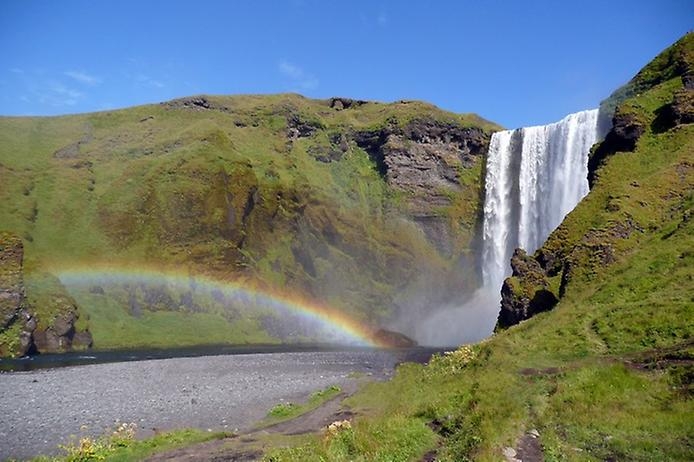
[265,34,694,462]
[0,95,498,351]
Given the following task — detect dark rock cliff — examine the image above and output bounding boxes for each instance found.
[353,118,489,255]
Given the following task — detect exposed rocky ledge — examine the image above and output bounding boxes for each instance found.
[588,108,645,187]
[497,249,558,329]
[352,118,490,254]
[497,214,646,331]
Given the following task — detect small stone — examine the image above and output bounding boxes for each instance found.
[503,446,517,458]
[528,428,540,438]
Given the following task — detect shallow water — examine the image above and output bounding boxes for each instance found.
[0,343,412,372]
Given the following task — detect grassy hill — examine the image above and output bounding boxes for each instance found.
[261,33,694,462]
[0,94,499,355]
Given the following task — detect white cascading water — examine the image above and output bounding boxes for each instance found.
[482,108,600,288]
[416,108,601,346]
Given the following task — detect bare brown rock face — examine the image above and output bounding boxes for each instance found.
[354,118,489,255]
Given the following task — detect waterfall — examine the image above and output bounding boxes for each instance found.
[482,108,601,288]
[415,109,602,346]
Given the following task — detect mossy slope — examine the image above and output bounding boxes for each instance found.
[0,95,499,352]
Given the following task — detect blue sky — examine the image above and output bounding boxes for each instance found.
[1,0,691,128]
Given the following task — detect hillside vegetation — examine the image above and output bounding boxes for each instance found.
[263,33,694,462]
[0,95,499,355]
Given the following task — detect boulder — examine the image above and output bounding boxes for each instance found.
[73,331,94,349]
[496,249,559,330]
[373,328,417,348]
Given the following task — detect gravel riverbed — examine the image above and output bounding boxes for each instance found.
[0,349,428,460]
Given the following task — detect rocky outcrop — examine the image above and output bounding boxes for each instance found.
[329,97,367,111]
[0,232,39,357]
[591,33,694,187]
[0,234,92,357]
[497,215,646,330]
[0,232,24,330]
[497,249,558,329]
[373,328,417,348]
[353,118,489,254]
[588,108,646,187]
[654,87,694,132]
[32,309,92,352]
[26,276,93,355]
[163,96,217,111]
[286,112,323,139]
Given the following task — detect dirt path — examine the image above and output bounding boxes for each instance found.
[145,379,367,461]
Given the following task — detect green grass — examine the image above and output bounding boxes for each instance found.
[262,385,343,426]
[265,35,694,461]
[31,427,228,462]
[265,413,437,462]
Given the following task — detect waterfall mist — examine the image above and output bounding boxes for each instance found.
[414,109,602,346]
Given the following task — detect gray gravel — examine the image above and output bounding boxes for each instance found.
[0,350,415,461]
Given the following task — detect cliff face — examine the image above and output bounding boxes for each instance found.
[0,232,28,356]
[497,33,694,329]
[354,118,488,255]
[0,232,92,357]
[0,95,498,352]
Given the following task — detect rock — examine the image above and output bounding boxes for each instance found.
[166,96,210,110]
[497,249,559,329]
[352,117,490,254]
[373,328,417,348]
[24,313,37,332]
[588,108,646,187]
[557,218,643,295]
[653,88,694,131]
[72,331,94,348]
[286,113,323,139]
[53,142,80,159]
[509,248,543,280]
[52,312,76,337]
[683,72,694,90]
[16,309,38,357]
[18,330,34,357]
[33,329,63,352]
[0,232,24,330]
[329,97,367,110]
[502,446,520,462]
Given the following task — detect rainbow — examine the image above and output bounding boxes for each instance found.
[52,263,385,348]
